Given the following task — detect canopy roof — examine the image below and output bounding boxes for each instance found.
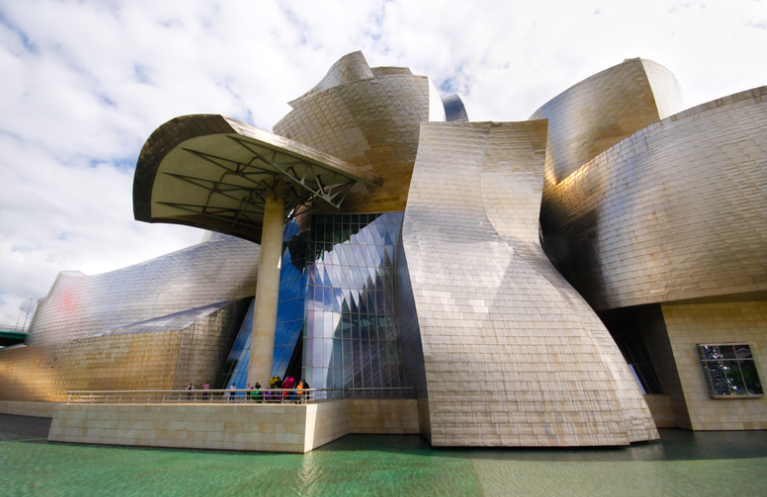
[134,114,383,243]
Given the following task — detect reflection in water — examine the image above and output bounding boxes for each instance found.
[1,416,766,497]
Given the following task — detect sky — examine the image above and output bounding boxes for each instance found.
[1,0,766,327]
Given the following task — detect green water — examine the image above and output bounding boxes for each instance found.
[2,415,766,497]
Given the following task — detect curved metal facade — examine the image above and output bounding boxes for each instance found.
[400,121,657,446]
[273,52,444,214]
[1,233,258,400]
[531,58,684,188]
[5,51,764,444]
[27,234,259,346]
[543,87,767,310]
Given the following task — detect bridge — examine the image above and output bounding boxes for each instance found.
[0,324,26,347]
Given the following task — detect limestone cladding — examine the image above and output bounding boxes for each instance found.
[0,400,62,417]
[401,121,657,447]
[48,399,419,453]
[661,300,767,431]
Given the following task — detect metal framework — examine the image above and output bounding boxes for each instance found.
[134,115,382,243]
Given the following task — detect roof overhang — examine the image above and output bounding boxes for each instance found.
[133,115,383,243]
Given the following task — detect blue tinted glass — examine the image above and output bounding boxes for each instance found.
[222,213,408,395]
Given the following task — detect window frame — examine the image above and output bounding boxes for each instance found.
[696,343,764,399]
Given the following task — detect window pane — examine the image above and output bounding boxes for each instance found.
[699,345,720,361]
[719,346,737,360]
[735,344,753,360]
[705,360,731,396]
[740,360,764,395]
[722,360,747,395]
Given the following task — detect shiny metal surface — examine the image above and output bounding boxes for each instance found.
[0,234,258,401]
[133,114,382,244]
[27,234,259,346]
[400,121,657,446]
[531,58,684,188]
[273,51,444,214]
[7,51,763,445]
[543,87,767,310]
[0,297,249,401]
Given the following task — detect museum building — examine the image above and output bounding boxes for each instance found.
[1,52,765,447]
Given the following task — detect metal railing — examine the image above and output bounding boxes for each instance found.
[0,324,27,333]
[66,387,414,405]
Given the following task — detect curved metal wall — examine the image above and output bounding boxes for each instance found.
[0,298,250,401]
[531,58,684,188]
[401,121,657,446]
[273,53,440,214]
[544,87,767,310]
[27,234,259,346]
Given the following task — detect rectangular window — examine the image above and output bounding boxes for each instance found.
[697,344,763,398]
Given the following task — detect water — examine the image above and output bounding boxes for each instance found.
[2,414,766,496]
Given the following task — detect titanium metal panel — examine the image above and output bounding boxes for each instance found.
[531,58,684,188]
[0,298,249,401]
[273,52,443,214]
[401,121,658,446]
[545,87,767,310]
[27,233,259,346]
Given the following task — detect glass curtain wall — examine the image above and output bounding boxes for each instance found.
[220,213,408,396]
[304,212,407,395]
[219,221,307,388]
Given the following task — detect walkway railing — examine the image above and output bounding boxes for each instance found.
[65,387,414,405]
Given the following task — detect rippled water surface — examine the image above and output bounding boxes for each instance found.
[2,414,766,496]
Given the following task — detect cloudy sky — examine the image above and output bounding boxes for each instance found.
[1,0,765,327]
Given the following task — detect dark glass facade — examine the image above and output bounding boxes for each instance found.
[221,213,407,394]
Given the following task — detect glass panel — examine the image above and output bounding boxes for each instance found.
[740,360,763,395]
[705,360,731,395]
[722,360,747,395]
[735,344,753,360]
[719,345,737,360]
[302,212,407,397]
[342,340,352,368]
[333,368,345,390]
[332,340,343,368]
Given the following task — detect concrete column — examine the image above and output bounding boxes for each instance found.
[248,193,285,387]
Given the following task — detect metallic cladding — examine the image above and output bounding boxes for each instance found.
[401,121,658,446]
[273,54,438,214]
[545,87,767,310]
[27,234,259,346]
[531,58,684,188]
[0,234,259,401]
[0,298,250,401]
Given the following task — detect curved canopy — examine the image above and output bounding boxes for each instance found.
[134,115,383,243]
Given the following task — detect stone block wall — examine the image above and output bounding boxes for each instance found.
[661,300,767,430]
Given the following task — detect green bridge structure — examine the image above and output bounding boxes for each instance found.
[0,325,26,347]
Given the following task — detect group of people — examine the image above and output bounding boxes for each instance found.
[181,377,310,403]
[219,376,310,403]
[183,382,210,401]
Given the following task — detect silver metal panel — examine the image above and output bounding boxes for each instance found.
[273,55,437,214]
[401,121,657,446]
[27,234,259,346]
[531,58,684,187]
[544,87,767,310]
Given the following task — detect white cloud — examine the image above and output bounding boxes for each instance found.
[0,0,765,325]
